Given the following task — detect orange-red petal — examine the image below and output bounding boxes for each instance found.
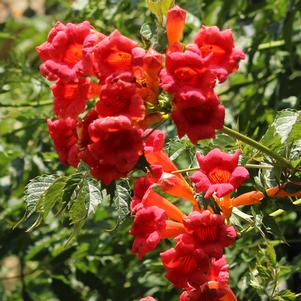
[143,188,185,222]
[266,186,301,198]
[166,5,186,47]
[232,191,264,207]
[160,220,186,239]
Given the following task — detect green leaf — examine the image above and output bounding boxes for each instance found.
[17,175,60,230]
[274,289,297,301]
[86,178,104,216]
[232,207,253,223]
[140,23,152,41]
[260,110,301,160]
[266,243,277,266]
[114,184,130,225]
[23,175,58,217]
[69,176,104,225]
[146,0,162,22]
[61,173,85,209]
[36,176,68,219]
[77,160,90,172]
[69,184,88,225]
[72,0,89,10]
[160,0,175,15]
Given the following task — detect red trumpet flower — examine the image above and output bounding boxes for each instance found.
[190,149,249,198]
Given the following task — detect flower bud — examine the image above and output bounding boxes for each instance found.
[166,5,186,47]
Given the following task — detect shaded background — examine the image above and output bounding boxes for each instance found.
[0,0,300,300]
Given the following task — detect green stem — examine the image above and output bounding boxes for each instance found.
[269,199,301,217]
[171,164,273,174]
[245,164,273,169]
[0,100,52,108]
[220,126,293,169]
[171,167,199,174]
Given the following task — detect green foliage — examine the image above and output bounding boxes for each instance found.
[0,0,301,300]
[146,0,175,24]
[249,243,297,300]
[261,109,301,165]
[19,169,108,238]
[114,183,131,225]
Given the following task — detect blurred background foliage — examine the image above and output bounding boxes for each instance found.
[0,0,301,300]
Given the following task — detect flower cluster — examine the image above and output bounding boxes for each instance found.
[37,4,244,185]
[37,22,163,184]
[132,126,301,301]
[35,5,301,301]
[130,130,255,300]
[160,6,245,143]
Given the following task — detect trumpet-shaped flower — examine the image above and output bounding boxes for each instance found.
[190,149,249,198]
[266,182,301,198]
[77,109,99,148]
[96,72,145,121]
[47,118,79,167]
[161,233,209,288]
[52,78,100,118]
[130,206,167,259]
[214,190,264,219]
[172,88,225,143]
[160,50,215,94]
[143,129,165,153]
[179,256,237,301]
[37,21,102,82]
[166,5,186,48]
[94,30,140,79]
[80,116,143,184]
[193,25,245,83]
[133,48,162,104]
[183,211,237,254]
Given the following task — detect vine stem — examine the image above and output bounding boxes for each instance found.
[219,126,293,169]
[171,164,273,174]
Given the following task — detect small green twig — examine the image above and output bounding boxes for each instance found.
[269,198,301,217]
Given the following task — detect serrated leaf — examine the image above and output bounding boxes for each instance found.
[36,176,68,218]
[62,173,85,209]
[260,110,301,160]
[24,175,57,216]
[250,277,263,289]
[168,138,191,160]
[69,185,87,225]
[114,184,130,224]
[69,177,104,225]
[257,265,271,281]
[86,178,103,216]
